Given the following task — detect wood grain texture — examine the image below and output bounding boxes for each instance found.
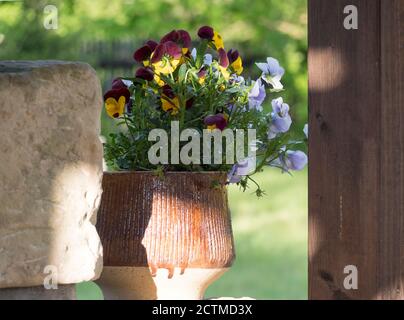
[378,0,404,300]
[309,0,404,299]
[96,172,235,276]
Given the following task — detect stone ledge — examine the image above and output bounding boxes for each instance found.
[0,284,76,300]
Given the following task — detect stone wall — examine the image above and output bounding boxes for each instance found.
[0,61,103,289]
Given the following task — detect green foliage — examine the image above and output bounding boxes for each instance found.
[0,0,307,134]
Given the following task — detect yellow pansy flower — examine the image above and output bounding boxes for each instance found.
[227,49,244,75]
[218,48,230,80]
[105,96,126,119]
[103,86,130,118]
[153,58,180,75]
[231,56,243,75]
[213,31,224,50]
[204,113,229,131]
[198,26,225,51]
[161,96,180,115]
[219,66,230,80]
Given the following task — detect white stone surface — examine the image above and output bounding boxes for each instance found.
[0,61,104,288]
[97,267,229,300]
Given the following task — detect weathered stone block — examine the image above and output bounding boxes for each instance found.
[0,61,103,289]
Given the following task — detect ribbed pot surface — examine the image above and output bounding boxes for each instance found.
[96,171,235,277]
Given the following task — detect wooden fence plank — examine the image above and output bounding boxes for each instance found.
[378,0,404,300]
[309,0,404,299]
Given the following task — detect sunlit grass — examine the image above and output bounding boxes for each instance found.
[76,168,307,300]
[206,167,308,299]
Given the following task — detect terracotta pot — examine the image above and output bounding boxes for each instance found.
[95,171,235,300]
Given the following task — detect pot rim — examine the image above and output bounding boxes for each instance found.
[103,170,228,175]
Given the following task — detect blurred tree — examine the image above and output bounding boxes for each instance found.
[0,0,307,134]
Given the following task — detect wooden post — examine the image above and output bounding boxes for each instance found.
[309,0,404,299]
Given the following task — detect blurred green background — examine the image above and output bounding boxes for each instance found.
[0,0,307,299]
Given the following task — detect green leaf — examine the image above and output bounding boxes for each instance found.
[195,40,208,69]
[226,87,241,93]
[178,63,187,83]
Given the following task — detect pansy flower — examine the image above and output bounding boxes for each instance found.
[227,157,256,183]
[191,48,213,66]
[218,48,230,80]
[197,68,208,84]
[151,41,183,84]
[267,97,292,138]
[160,85,180,114]
[160,85,193,114]
[111,77,126,89]
[160,29,192,54]
[161,96,180,115]
[248,79,266,111]
[227,49,243,75]
[104,86,131,118]
[229,74,245,85]
[185,97,194,109]
[133,40,158,66]
[204,113,229,131]
[197,25,224,50]
[282,150,307,171]
[135,67,154,81]
[271,150,307,172]
[256,57,285,91]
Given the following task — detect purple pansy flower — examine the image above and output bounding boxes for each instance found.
[271,149,307,171]
[229,74,245,85]
[267,97,292,139]
[248,79,266,111]
[198,26,214,40]
[227,157,257,183]
[133,40,158,63]
[191,48,213,66]
[256,57,285,91]
[135,67,154,81]
[283,150,308,171]
[203,53,213,66]
[204,113,228,131]
[218,48,229,68]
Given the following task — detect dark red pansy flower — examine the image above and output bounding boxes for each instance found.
[164,41,182,59]
[186,97,194,109]
[161,30,191,50]
[133,40,158,63]
[133,45,153,63]
[218,48,229,68]
[111,77,126,89]
[197,69,207,79]
[177,30,191,49]
[198,26,214,40]
[204,113,228,131]
[151,41,182,64]
[160,30,180,43]
[104,87,130,102]
[135,67,154,81]
[227,49,240,64]
[150,44,165,63]
[161,85,175,99]
[146,40,158,52]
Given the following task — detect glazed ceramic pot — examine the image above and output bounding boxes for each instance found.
[95,171,235,300]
